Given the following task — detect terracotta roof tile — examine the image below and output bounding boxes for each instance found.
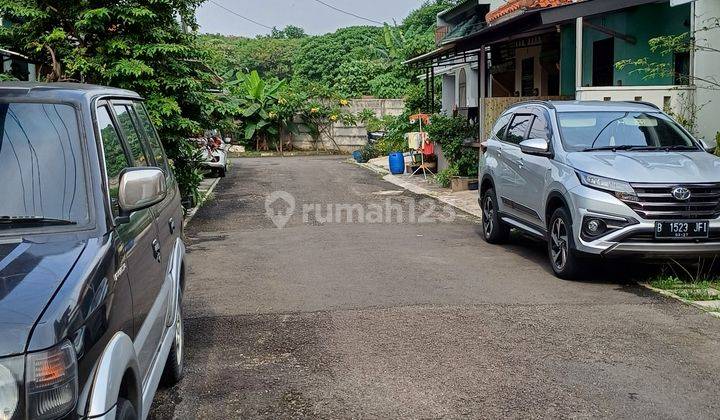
[486,0,575,24]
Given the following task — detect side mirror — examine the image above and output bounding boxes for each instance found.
[519,138,551,156]
[698,138,716,154]
[117,167,167,223]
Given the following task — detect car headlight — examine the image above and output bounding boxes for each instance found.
[26,341,78,420]
[0,341,78,420]
[0,356,23,420]
[576,171,639,202]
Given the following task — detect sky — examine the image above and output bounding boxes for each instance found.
[195,0,425,37]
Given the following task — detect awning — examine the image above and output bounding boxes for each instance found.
[540,0,665,25]
[0,48,29,60]
[404,0,668,68]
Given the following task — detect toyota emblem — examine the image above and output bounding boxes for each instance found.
[671,186,691,201]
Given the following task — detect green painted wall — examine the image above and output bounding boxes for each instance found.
[559,24,576,96]
[581,2,690,87]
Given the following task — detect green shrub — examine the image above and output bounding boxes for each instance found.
[435,165,458,188]
[425,114,478,177]
[170,139,204,205]
[359,142,380,162]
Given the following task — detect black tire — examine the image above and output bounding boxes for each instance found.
[218,166,227,178]
[116,398,137,420]
[481,188,510,244]
[161,301,184,386]
[547,207,583,279]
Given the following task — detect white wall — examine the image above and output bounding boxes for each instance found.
[576,85,695,113]
[291,99,405,152]
[468,68,479,107]
[441,74,456,114]
[693,0,720,141]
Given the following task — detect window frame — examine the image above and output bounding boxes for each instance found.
[132,101,170,174]
[95,102,133,219]
[109,100,156,168]
[503,112,535,146]
[491,113,512,142]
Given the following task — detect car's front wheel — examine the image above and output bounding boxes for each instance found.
[161,298,184,386]
[115,398,137,420]
[481,188,510,244]
[547,207,582,279]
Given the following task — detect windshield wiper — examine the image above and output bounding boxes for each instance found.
[582,145,654,152]
[659,145,699,151]
[0,216,77,228]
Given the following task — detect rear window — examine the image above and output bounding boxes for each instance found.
[0,103,89,225]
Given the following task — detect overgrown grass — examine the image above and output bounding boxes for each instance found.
[649,272,720,302]
[674,288,719,301]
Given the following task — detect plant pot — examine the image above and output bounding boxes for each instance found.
[450,176,473,192]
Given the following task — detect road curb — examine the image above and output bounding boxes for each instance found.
[352,160,483,219]
[640,282,720,319]
[184,176,221,227]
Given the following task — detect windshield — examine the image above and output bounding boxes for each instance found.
[0,102,89,228]
[557,111,698,152]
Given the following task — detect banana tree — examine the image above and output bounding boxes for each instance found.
[229,70,286,150]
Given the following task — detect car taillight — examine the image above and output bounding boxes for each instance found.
[25,341,78,420]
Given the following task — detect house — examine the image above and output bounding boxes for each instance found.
[432,1,502,121]
[0,16,37,81]
[407,0,720,142]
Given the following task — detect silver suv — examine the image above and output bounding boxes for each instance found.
[479,101,720,279]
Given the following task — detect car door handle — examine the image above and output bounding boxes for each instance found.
[168,218,176,234]
[152,239,161,262]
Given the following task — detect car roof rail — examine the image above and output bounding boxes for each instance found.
[625,100,660,110]
[509,99,556,110]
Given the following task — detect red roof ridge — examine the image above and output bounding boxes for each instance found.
[486,0,575,24]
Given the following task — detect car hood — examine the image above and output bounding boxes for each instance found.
[566,151,720,184]
[0,238,86,356]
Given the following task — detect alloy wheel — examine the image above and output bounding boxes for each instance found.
[482,195,494,238]
[174,306,183,369]
[550,217,568,271]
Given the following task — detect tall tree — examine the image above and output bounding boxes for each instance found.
[0,0,232,200]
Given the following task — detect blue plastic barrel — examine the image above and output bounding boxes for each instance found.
[388,152,405,175]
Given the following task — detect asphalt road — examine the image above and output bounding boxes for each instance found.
[151,156,720,419]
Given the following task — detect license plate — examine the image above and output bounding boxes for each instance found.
[655,221,709,239]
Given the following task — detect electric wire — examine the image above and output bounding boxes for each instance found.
[208,0,274,30]
[309,0,384,25]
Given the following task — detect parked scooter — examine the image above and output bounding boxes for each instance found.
[192,133,228,178]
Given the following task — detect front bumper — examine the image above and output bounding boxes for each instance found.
[568,185,720,257]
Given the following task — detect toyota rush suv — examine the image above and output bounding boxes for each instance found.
[0,83,186,419]
[480,100,720,279]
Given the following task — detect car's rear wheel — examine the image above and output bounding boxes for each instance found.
[548,207,582,279]
[116,398,137,420]
[481,188,510,244]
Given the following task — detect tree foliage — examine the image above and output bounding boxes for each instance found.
[0,0,231,200]
[199,0,451,102]
[200,33,302,80]
[292,26,384,89]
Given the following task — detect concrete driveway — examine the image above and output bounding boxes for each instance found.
[151,156,720,419]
